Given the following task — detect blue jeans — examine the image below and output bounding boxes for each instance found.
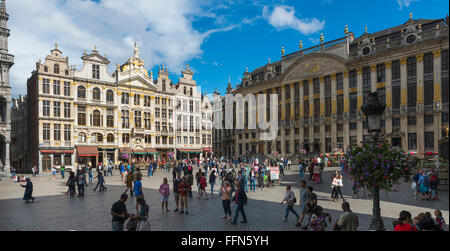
[232,204,247,223]
[299,169,304,178]
[107,169,113,176]
[222,200,231,216]
[61,171,65,179]
[250,178,255,192]
[148,169,152,176]
[88,173,93,183]
[77,184,85,196]
[10,172,15,178]
[284,205,299,219]
[210,182,215,195]
[112,221,124,231]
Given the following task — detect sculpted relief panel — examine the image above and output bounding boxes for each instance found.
[283,57,347,84]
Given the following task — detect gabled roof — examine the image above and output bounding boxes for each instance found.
[81,52,110,65]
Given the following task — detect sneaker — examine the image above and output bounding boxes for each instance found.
[282,218,287,222]
[240,220,247,223]
[174,208,179,212]
[179,211,184,214]
[185,211,189,215]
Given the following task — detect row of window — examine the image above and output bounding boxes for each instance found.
[42,101,71,118]
[42,124,72,141]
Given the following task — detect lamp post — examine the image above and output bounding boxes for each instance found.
[361,92,386,231]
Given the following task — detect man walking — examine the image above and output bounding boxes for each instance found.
[60,165,65,179]
[231,181,248,224]
[295,181,313,228]
[281,185,299,222]
[299,186,317,230]
[76,170,87,197]
[111,193,133,231]
[93,171,107,192]
[178,177,192,215]
[335,202,359,231]
[173,173,182,212]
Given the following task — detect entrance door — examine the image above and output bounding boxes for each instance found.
[42,156,51,172]
[392,137,402,147]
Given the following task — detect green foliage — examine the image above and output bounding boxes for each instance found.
[344,140,412,192]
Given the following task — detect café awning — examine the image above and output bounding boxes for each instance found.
[41,150,75,154]
[133,149,147,155]
[76,145,99,157]
[179,149,202,153]
[119,147,132,154]
[202,148,212,152]
[145,148,159,154]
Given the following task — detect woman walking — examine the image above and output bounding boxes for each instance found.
[249,169,256,192]
[66,171,76,197]
[209,170,216,196]
[21,178,35,203]
[220,180,232,221]
[159,178,170,212]
[197,173,208,200]
[335,174,345,202]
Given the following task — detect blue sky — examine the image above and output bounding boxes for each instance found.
[7,0,449,97]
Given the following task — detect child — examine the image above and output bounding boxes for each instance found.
[159,178,170,212]
[434,209,446,231]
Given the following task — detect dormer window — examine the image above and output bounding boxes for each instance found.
[190,87,193,97]
[93,88,101,100]
[92,64,100,79]
[44,66,48,72]
[184,86,186,95]
[162,80,166,92]
[54,64,60,74]
[65,70,69,76]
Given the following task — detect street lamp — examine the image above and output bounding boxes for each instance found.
[361,91,386,231]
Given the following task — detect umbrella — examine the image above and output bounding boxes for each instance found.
[423,151,437,156]
[405,151,417,156]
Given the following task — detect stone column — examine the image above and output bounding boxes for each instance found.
[371,65,377,92]
[433,49,442,151]
[416,54,424,153]
[400,57,408,149]
[343,71,350,151]
[331,74,337,151]
[385,61,393,140]
[5,141,10,172]
[289,83,295,155]
[319,77,326,153]
[299,82,304,145]
[280,85,286,156]
[357,68,363,145]
[309,79,314,147]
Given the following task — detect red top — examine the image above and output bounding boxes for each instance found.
[200,176,207,189]
[178,182,191,196]
[394,223,417,231]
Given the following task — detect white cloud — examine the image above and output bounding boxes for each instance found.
[6,0,239,96]
[262,5,325,35]
[397,0,419,10]
[308,37,320,44]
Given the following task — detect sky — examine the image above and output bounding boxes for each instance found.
[5,0,450,98]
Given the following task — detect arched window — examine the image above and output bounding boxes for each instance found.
[78,132,86,142]
[92,110,101,126]
[77,86,86,99]
[54,64,60,74]
[93,87,101,100]
[107,133,114,143]
[43,66,48,72]
[106,90,114,102]
[92,133,103,142]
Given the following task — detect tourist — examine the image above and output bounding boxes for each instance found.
[335,174,345,202]
[393,211,417,231]
[298,161,304,178]
[281,185,299,222]
[257,167,264,191]
[249,169,256,192]
[334,202,359,231]
[111,193,133,231]
[88,165,93,183]
[125,171,134,197]
[10,166,16,179]
[185,170,194,198]
[197,173,208,200]
[172,164,177,182]
[76,170,87,197]
[429,170,439,201]
[296,181,308,228]
[195,168,202,189]
[20,178,35,203]
[93,171,107,192]
[107,162,113,176]
[308,162,314,181]
[313,164,320,184]
[309,206,332,231]
[51,166,56,180]
[159,177,170,212]
[419,171,431,200]
[434,209,446,231]
[331,171,339,201]
[300,186,318,230]
[231,181,248,225]
[178,177,192,215]
[173,173,182,212]
[209,170,216,196]
[60,165,65,179]
[220,180,232,221]
[66,171,76,196]
[136,198,150,231]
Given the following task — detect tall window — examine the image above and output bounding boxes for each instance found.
[424,132,434,150]
[92,133,103,143]
[423,53,434,74]
[424,80,434,106]
[107,134,114,143]
[77,86,86,99]
[92,110,102,126]
[64,81,70,96]
[325,76,331,97]
[42,79,50,94]
[121,110,129,128]
[304,100,309,118]
[392,86,401,109]
[294,82,299,98]
[53,80,60,95]
[377,64,386,82]
[121,93,129,104]
[443,49,449,72]
[134,94,140,105]
[64,125,71,141]
[144,96,151,107]
[349,70,357,88]
[43,123,50,140]
[377,88,386,106]
[392,60,400,81]
[93,87,101,100]
[313,78,320,94]
[92,64,100,79]
[303,80,309,96]
[144,112,151,130]
[106,90,114,102]
[134,110,141,128]
[78,132,86,142]
[190,100,194,112]
[122,133,130,144]
[407,83,417,108]
[54,64,59,74]
[106,108,114,127]
[162,80,166,92]
[408,133,417,150]
[64,102,70,118]
[350,93,357,115]
[443,77,449,105]
[78,106,86,125]
[54,124,61,141]
[314,99,320,118]
[53,101,60,117]
[363,67,371,87]
[407,57,417,77]
[155,108,160,118]
[337,95,344,115]
[43,100,50,116]
[336,73,343,90]
[325,97,331,117]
